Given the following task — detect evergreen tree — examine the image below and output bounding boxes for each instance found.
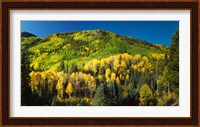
[166,29,179,95]
[128,72,135,105]
[109,81,118,105]
[57,59,64,71]
[21,50,33,106]
[94,83,109,106]
[70,63,78,73]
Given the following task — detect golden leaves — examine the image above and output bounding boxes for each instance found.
[111,72,116,81]
[66,82,73,95]
[151,53,165,61]
[133,54,141,61]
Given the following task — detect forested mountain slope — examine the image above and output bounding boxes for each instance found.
[21,29,179,106]
[21,29,165,71]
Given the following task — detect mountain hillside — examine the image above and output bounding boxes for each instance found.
[21,29,179,106]
[21,29,165,72]
[21,31,37,38]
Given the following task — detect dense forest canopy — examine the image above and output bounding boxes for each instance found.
[21,29,179,106]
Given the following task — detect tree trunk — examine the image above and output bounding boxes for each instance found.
[156,67,158,92]
[156,80,159,92]
[61,85,63,98]
[168,82,170,94]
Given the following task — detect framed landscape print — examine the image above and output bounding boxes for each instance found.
[1,1,198,126]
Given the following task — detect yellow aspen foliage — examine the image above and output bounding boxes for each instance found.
[83,73,89,83]
[98,75,103,82]
[56,79,63,90]
[151,53,158,59]
[56,72,65,90]
[57,71,65,78]
[94,40,100,44]
[121,61,126,68]
[120,73,124,81]
[87,76,96,93]
[74,32,85,41]
[141,67,145,73]
[113,59,119,71]
[49,67,57,74]
[125,74,129,81]
[100,58,106,67]
[105,68,111,79]
[85,47,89,51]
[69,72,78,85]
[133,65,137,70]
[32,62,39,70]
[29,71,42,91]
[70,72,77,80]
[121,53,128,59]
[106,77,110,84]
[146,63,153,71]
[41,71,47,80]
[138,61,144,67]
[91,59,99,73]
[40,71,47,85]
[113,54,120,60]
[142,56,149,63]
[117,67,122,74]
[68,72,96,95]
[116,76,120,85]
[121,53,132,60]
[66,82,73,96]
[152,53,165,61]
[128,54,133,60]
[106,56,113,64]
[83,64,90,72]
[157,55,162,60]
[87,75,96,86]
[92,59,99,65]
[134,54,141,61]
[45,67,57,83]
[139,84,153,106]
[111,72,116,81]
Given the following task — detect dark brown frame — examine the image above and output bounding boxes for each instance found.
[1,1,198,125]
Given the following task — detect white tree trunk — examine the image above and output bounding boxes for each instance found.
[168,82,170,94]
[156,80,158,92]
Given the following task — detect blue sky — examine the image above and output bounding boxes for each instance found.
[21,21,178,46]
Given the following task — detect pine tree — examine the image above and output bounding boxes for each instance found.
[21,50,33,106]
[94,83,109,106]
[162,29,179,95]
[129,72,135,98]
[109,81,118,105]
[168,29,179,94]
[70,64,78,74]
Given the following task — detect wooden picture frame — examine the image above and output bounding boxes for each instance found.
[1,1,198,126]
